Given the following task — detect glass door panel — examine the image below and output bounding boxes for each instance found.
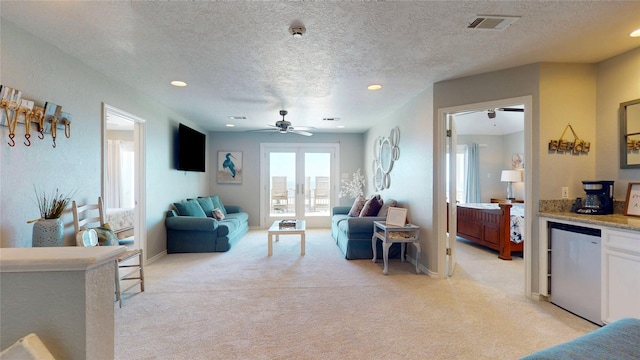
[304,152,331,217]
[262,144,338,228]
[269,152,295,217]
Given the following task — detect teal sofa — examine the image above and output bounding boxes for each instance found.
[331,202,402,260]
[520,317,640,359]
[165,195,248,253]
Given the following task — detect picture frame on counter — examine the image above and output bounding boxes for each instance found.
[624,182,640,217]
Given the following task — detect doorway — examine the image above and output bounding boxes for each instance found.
[102,104,146,258]
[438,96,533,297]
[260,143,339,228]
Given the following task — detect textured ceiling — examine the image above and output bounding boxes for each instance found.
[2,1,640,134]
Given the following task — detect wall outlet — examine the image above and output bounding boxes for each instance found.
[562,187,569,199]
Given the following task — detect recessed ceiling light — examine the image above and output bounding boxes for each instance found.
[367,84,382,91]
[171,80,187,87]
[225,124,235,127]
[337,125,345,129]
[630,28,640,37]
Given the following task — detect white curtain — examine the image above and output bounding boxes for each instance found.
[106,140,135,209]
[465,143,481,203]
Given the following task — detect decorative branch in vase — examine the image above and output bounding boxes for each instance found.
[28,186,76,247]
[339,169,366,199]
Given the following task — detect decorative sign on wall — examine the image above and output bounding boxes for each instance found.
[372,127,400,191]
[0,85,71,148]
[548,123,590,155]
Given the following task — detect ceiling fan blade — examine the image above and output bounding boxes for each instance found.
[291,129,313,136]
[497,107,524,112]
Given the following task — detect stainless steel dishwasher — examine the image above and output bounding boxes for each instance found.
[550,222,602,325]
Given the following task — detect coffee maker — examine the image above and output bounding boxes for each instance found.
[576,180,614,215]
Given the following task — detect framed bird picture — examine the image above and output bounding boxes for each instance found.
[217,151,242,184]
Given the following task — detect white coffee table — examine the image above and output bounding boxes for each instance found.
[267,220,306,256]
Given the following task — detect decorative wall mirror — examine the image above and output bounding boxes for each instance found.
[372,127,400,190]
[620,98,640,169]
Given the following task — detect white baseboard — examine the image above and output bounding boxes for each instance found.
[146,250,167,265]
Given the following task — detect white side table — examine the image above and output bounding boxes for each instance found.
[372,221,421,275]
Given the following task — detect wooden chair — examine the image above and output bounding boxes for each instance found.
[313,176,330,211]
[271,176,289,212]
[72,197,144,307]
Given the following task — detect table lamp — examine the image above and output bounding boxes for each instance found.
[501,170,522,201]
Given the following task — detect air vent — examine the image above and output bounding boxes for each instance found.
[322,117,340,121]
[468,15,520,31]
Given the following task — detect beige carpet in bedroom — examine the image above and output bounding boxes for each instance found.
[115,229,597,359]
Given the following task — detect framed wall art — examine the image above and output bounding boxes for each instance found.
[217,151,242,184]
[624,182,640,217]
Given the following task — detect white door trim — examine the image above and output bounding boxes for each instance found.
[102,103,147,263]
[436,95,533,297]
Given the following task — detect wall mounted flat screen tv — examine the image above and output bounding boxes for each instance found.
[177,123,206,172]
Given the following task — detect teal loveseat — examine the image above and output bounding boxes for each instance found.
[331,201,402,260]
[165,195,248,253]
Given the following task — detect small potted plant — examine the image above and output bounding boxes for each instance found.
[29,186,76,247]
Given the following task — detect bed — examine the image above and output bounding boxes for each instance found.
[106,208,135,241]
[455,202,524,260]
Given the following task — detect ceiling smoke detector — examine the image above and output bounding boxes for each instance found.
[468,15,520,31]
[289,25,306,38]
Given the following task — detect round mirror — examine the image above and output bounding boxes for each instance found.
[374,166,384,190]
[380,138,393,173]
[373,137,382,161]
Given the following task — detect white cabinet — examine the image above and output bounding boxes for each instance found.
[602,228,640,324]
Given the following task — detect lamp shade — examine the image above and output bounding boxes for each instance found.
[501,170,522,183]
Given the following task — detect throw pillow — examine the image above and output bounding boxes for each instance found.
[209,195,228,215]
[173,199,207,218]
[93,225,118,246]
[196,197,215,217]
[377,199,398,217]
[212,208,225,220]
[360,196,383,217]
[348,195,366,217]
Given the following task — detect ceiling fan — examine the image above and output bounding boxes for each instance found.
[487,107,524,118]
[252,110,314,136]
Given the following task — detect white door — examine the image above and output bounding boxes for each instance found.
[446,114,458,277]
[102,104,146,258]
[261,143,338,228]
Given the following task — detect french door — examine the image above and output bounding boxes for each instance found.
[260,143,339,228]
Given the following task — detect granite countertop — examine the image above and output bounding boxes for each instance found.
[539,211,640,232]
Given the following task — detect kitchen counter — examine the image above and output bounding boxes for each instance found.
[538,211,640,232]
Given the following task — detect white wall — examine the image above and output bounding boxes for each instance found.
[208,131,364,226]
[0,21,208,260]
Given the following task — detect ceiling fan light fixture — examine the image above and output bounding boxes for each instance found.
[487,109,496,119]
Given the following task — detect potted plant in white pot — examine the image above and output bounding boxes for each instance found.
[29,187,75,247]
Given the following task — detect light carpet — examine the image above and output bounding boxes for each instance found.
[115,230,597,359]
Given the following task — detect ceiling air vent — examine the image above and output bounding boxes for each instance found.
[322,117,340,121]
[468,15,520,31]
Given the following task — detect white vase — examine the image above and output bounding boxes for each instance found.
[32,218,64,247]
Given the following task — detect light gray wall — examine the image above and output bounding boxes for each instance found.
[0,21,209,260]
[504,131,525,200]
[596,46,640,196]
[457,135,508,202]
[208,132,364,227]
[365,86,436,274]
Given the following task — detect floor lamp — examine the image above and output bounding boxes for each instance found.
[501,170,522,201]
